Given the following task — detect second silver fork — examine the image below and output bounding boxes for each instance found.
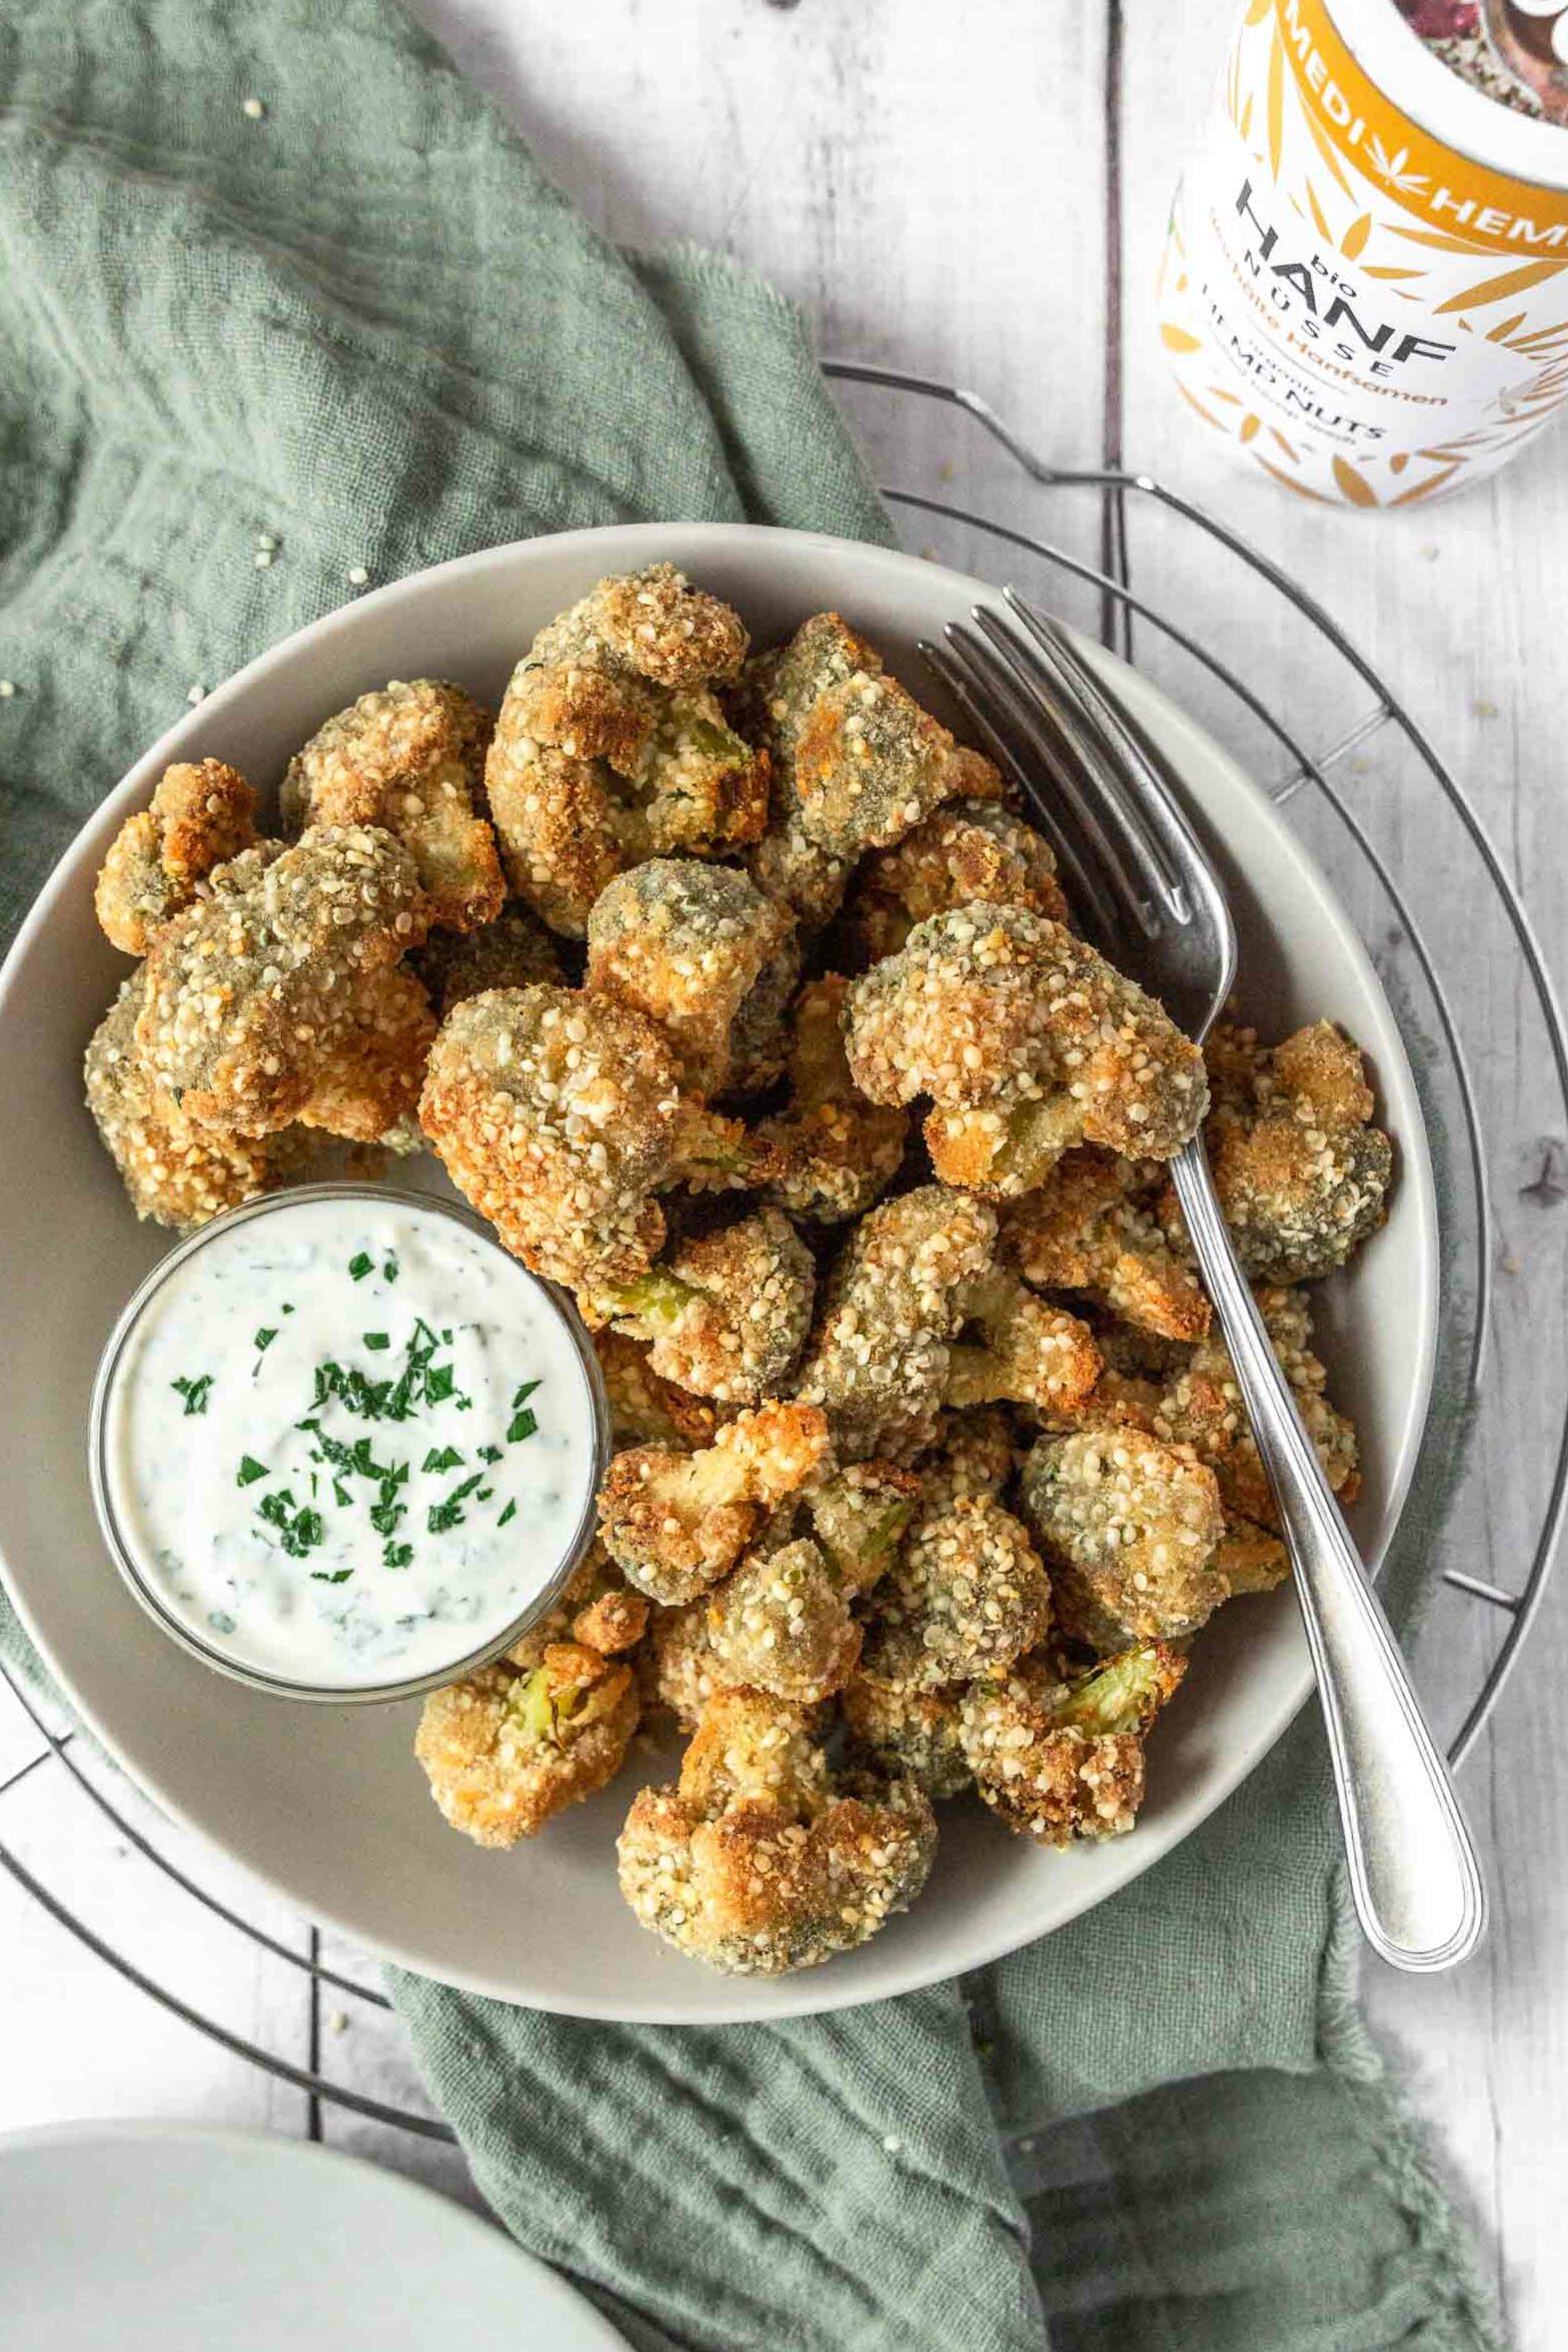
[922,590,1485,1974]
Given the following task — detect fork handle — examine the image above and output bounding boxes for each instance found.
[1169,1137,1486,1972]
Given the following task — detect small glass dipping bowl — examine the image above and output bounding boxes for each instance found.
[89,1183,611,1704]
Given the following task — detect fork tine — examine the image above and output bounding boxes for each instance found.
[1002,589,1209,919]
[969,604,1184,927]
[940,621,1158,933]
[916,636,1123,944]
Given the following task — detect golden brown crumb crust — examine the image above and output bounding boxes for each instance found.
[95,761,260,955]
[282,680,503,933]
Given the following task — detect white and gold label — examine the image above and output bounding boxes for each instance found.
[1160,0,1568,506]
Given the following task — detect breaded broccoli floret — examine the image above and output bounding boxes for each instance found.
[502,1542,651,1674]
[594,1330,722,1450]
[726,935,803,1097]
[415,1640,640,1847]
[589,1206,815,1403]
[95,760,260,954]
[597,1401,830,1603]
[801,1458,922,1596]
[707,1535,862,1704]
[421,984,709,1293]
[755,976,908,1224]
[843,798,1068,966]
[486,567,766,937]
[845,905,1208,1193]
[944,1269,1102,1417]
[641,1599,726,1730]
[1151,1284,1358,1532]
[586,860,794,1095]
[411,901,560,1016]
[281,680,503,934]
[1162,1022,1391,1282]
[794,1184,998,1461]
[860,1495,1051,1689]
[793,670,1002,860]
[840,1673,973,1800]
[959,1642,1187,1845]
[135,827,434,1141]
[618,1688,936,1975]
[1020,1426,1228,1650]
[916,1406,1016,1515]
[1001,1149,1211,1341]
[736,614,878,933]
[85,971,316,1229]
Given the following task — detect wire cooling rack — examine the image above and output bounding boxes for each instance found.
[2,364,1563,2139]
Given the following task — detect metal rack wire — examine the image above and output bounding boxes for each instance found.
[2,363,1562,2138]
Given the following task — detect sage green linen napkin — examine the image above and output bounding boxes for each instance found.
[0,4,1502,2347]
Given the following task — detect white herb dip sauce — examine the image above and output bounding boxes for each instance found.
[102,1194,600,1691]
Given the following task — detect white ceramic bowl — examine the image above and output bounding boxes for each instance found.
[0,523,1438,2022]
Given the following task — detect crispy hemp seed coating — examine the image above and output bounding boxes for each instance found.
[1020,1426,1228,1651]
[85,971,315,1229]
[944,1269,1102,1417]
[736,613,879,932]
[707,1534,862,1704]
[590,1206,815,1403]
[617,1688,936,1975]
[840,1674,973,1800]
[794,1184,998,1461]
[1001,1149,1211,1341]
[845,905,1208,1193]
[642,1599,726,1730]
[135,827,434,1142]
[410,900,560,1016]
[1151,1284,1359,1533]
[917,1406,1016,1514]
[586,860,794,1095]
[597,1400,830,1604]
[415,1639,640,1848]
[420,983,701,1293]
[725,933,803,1097]
[95,760,260,955]
[486,567,765,937]
[755,976,908,1225]
[594,1330,723,1451]
[793,668,1002,861]
[801,1458,922,1596]
[843,798,1068,967]
[281,680,503,934]
[959,1642,1187,1846]
[860,1495,1052,1690]
[1162,1022,1391,1283]
[500,1543,650,1675]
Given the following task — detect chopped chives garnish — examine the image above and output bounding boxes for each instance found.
[478,1444,503,1464]
[236,1454,269,1486]
[312,1567,353,1584]
[362,1332,390,1351]
[171,1373,213,1415]
[497,1499,518,1528]
[512,1379,542,1409]
[383,1541,413,1569]
[383,1256,400,1283]
[349,1251,374,1280]
[428,1471,485,1534]
[253,1326,278,1353]
[507,1406,538,1444]
[422,1445,464,1474]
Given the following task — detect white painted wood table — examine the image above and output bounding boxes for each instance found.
[2,1,1564,2342]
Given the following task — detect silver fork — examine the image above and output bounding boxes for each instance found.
[922,589,1486,1973]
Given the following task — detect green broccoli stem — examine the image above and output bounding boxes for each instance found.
[607,1268,701,1333]
[1047,1646,1166,1736]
